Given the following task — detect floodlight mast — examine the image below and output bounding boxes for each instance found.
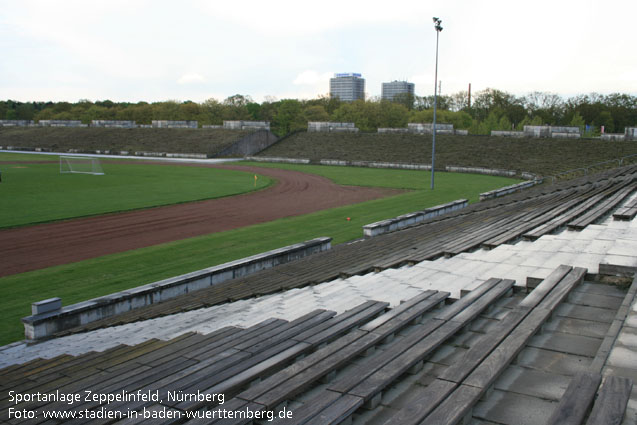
[431,17,443,190]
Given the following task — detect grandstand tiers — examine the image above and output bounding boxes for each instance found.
[2,166,637,424]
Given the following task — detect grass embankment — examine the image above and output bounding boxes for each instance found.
[0,126,253,157]
[259,132,637,177]
[0,154,271,228]
[0,160,519,345]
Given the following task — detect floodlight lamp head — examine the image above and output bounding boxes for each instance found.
[432,17,443,31]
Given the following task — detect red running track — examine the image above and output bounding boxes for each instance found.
[0,164,401,277]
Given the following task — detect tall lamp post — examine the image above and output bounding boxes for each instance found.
[431,17,443,190]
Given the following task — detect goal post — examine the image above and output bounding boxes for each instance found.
[59,156,105,175]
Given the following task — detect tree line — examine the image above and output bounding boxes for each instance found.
[1,89,636,137]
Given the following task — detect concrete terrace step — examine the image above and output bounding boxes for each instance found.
[3,205,637,368]
[25,168,632,339]
[1,276,634,424]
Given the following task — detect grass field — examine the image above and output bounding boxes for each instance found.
[0,153,271,228]
[0,158,520,345]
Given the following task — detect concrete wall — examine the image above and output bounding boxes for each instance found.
[0,120,34,126]
[479,180,542,201]
[245,156,310,164]
[223,120,270,130]
[408,123,454,134]
[320,159,430,170]
[601,134,626,141]
[379,125,466,135]
[551,132,580,139]
[491,130,525,138]
[134,151,168,157]
[39,120,86,127]
[22,237,332,340]
[91,120,137,128]
[216,130,279,157]
[523,126,551,138]
[151,120,198,129]
[626,128,637,141]
[524,125,581,138]
[550,126,580,134]
[363,199,468,237]
[308,122,359,133]
[165,152,207,159]
[445,165,516,178]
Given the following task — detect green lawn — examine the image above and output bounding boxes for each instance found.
[0,154,271,228]
[240,161,511,198]
[0,160,520,345]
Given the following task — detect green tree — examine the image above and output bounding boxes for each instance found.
[222,95,252,121]
[392,93,415,110]
[246,102,261,120]
[303,105,330,123]
[409,109,472,130]
[377,101,409,128]
[595,111,614,133]
[271,99,305,135]
[569,112,586,134]
[200,98,225,125]
[15,103,36,120]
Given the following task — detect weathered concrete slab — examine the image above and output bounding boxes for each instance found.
[574,282,627,298]
[473,389,557,425]
[542,316,611,339]
[494,365,570,401]
[554,303,618,324]
[607,346,637,370]
[569,291,624,310]
[528,332,603,357]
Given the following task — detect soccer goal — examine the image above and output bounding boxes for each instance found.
[59,156,105,175]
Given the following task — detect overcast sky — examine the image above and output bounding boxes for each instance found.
[1,0,635,103]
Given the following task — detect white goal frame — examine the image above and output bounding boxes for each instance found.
[59,156,105,175]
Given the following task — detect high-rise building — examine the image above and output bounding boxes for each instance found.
[381,80,415,102]
[330,73,365,102]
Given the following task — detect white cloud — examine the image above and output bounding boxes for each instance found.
[293,70,331,86]
[177,73,207,85]
[2,0,637,102]
[194,0,427,36]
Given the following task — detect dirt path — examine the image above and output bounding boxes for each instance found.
[0,164,401,277]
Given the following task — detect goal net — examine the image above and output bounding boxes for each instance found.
[59,156,105,175]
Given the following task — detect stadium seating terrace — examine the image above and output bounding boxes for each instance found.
[2,165,637,424]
